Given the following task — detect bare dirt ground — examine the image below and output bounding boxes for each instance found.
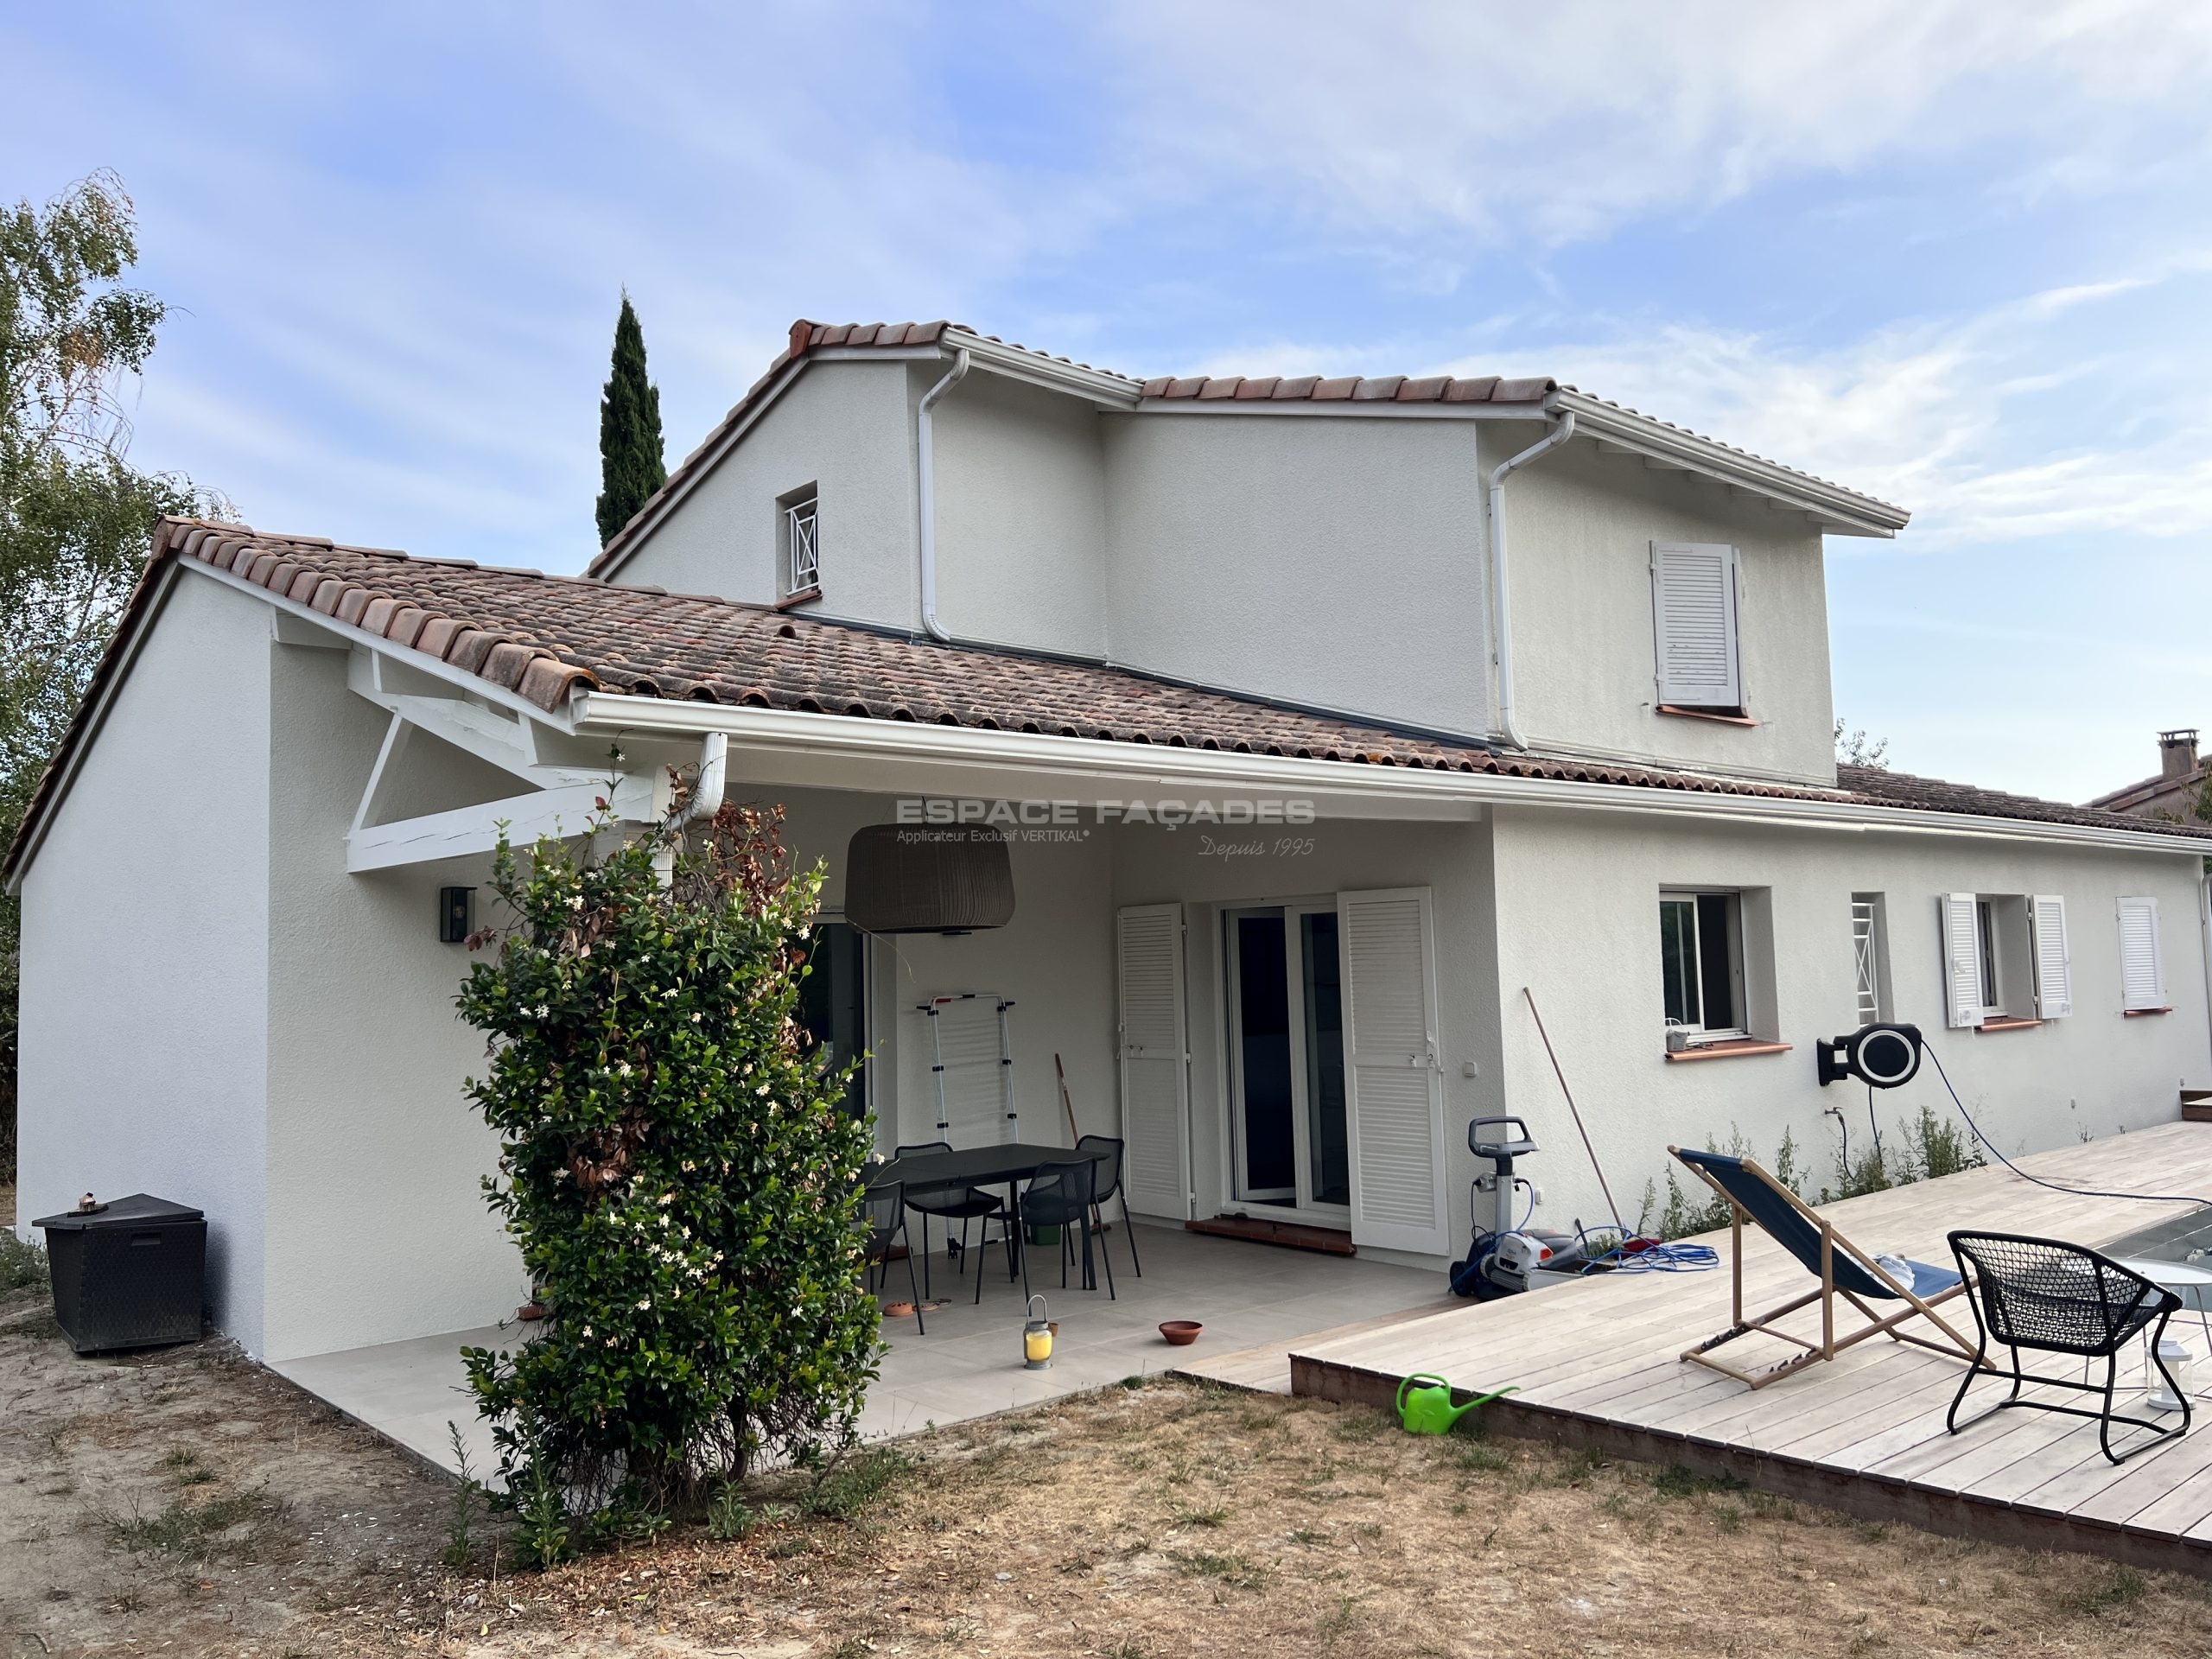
[3,1202,2209,1658]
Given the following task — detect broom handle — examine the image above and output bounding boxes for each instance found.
[1522,988,1626,1236]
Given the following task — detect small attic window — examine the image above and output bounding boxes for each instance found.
[780,485,820,599]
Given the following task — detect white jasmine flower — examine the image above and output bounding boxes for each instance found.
[636,1297,652,1310]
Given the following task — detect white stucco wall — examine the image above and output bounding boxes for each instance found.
[766,784,1119,1159]
[932,372,1109,659]
[1100,412,1495,741]
[258,639,521,1363]
[14,572,274,1350]
[1498,431,1837,785]
[1489,805,2212,1240]
[611,359,919,630]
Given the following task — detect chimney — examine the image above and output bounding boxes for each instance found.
[2159,728,2200,780]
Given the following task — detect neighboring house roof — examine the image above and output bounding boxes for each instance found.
[2087,770,2204,817]
[1835,766,2212,842]
[587,316,1910,578]
[10,518,2205,887]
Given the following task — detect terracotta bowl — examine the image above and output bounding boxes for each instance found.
[883,1301,918,1319]
[1159,1320,1203,1346]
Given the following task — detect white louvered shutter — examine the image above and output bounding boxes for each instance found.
[1116,904,1190,1219]
[2030,895,2072,1020]
[1650,542,1742,709]
[2118,897,2166,1011]
[1338,887,1450,1255]
[1939,893,1984,1029]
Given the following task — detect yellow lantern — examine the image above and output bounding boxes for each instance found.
[1023,1294,1053,1370]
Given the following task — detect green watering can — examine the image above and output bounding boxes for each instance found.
[1395,1374,1519,1435]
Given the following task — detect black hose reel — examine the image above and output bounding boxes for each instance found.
[1816,1021,1923,1090]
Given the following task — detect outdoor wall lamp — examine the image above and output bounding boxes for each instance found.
[438,886,474,944]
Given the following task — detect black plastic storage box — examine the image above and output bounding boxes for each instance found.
[33,1194,207,1354]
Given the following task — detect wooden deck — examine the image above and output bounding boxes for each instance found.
[1291,1121,2212,1577]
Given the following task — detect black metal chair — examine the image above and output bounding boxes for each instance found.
[1018,1160,1114,1302]
[1077,1134,1142,1280]
[895,1141,1014,1301]
[861,1180,924,1335]
[1946,1230,2187,1465]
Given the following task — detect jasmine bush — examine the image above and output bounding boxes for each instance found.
[457,798,877,1560]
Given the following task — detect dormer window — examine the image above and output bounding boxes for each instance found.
[781,486,820,599]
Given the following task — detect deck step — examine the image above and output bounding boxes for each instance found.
[1185,1216,1356,1255]
[1171,1298,1458,1395]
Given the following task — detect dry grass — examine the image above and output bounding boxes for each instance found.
[4,1300,2211,1659]
[302,1379,2210,1658]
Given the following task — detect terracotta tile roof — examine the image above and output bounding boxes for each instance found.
[1840,766,2212,838]
[1136,372,1555,405]
[9,518,2205,887]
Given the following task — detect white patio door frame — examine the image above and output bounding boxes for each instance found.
[1219,900,1350,1225]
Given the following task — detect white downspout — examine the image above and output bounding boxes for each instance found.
[1486,410,1576,752]
[916,348,971,644]
[654,730,728,884]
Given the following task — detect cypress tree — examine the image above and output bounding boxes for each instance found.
[595,291,667,546]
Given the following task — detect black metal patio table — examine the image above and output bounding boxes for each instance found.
[877,1142,1110,1296]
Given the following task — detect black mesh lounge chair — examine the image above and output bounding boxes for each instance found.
[861,1180,924,1335]
[896,1141,1013,1301]
[1671,1147,1980,1389]
[1946,1230,2189,1465]
[1076,1134,1142,1280]
[1018,1160,1115,1302]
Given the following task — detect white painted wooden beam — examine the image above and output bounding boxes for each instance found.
[346,773,659,874]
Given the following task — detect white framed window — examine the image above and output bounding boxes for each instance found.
[2118,896,2166,1011]
[1650,542,1742,712]
[1851,893,1890,1027]
[1938,892,2069,1027]
[1660,889,1748,1041]
[781,487,820,596]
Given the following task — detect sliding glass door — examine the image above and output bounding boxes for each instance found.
[1224,904,1351,1217]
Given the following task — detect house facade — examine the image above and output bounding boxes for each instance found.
[10,320,2210,1365]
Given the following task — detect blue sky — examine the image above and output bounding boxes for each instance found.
[6,2,2212,801]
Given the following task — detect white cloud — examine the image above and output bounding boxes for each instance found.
[1093,0,2212,247]
[1444,262,2212,547]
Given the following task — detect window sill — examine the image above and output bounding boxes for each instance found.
[1656,703,1757,728]
[2124,1006,2174,1018]
[774,586,823,612]
[1664,1039,1793,1063]
[1974,1016,2043,1033]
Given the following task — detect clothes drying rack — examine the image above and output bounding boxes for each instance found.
[916,992,1020,1143]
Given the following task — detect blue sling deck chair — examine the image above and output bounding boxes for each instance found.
[1670,1147,1981,1389]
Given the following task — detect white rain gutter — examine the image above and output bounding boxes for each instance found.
[916,348,971,643]
[1486,410,1576,752]
[574,693,2212,857]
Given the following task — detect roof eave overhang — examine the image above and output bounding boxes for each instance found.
[1554,390,1910,538]
[572,693,2202,855]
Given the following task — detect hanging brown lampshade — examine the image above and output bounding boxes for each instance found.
[843,823,1015,933]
